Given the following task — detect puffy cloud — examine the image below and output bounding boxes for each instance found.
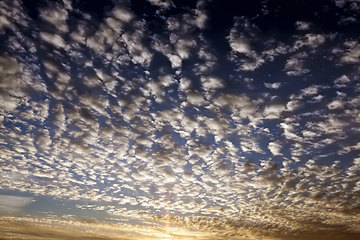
[304,34,326,47]
[268,142,282,155]
[301,85,319,96]
[85,5,152,65]
[147,0,173,9]
[1,1,360,239]
[264,82,281,89]
[284,58,310,76]
[229,38,251,54]
[295,21,311,30]
[40,4,69,33]
[340,41,360,64]
[201,76,224,92]
[186,92,205,106]
[334,74,351,87]
[0,56,25,112]
[263,104,285,119]
[40,32,67,49]
[327,99,344,109]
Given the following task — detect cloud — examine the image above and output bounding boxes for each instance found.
[40,32,67,49]
[334,74,351,87]
[284,57,310,76]
[84,5,152,66]
[264,82,281,89]
[147,0,173,10]
[340,41,360,64]
[0,216,227,240]
[0,56,27,113]
[40,3,69,33]
[327,99,344,109]
[1,1,360,240]
[201,76,224,92]
[0,195,33,213]
[263,104,285,119]
[268,142,282,155]
[229,38,251,54]
[296,21,311,30]
[301,85,319,96]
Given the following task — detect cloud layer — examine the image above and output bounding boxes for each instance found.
[0,0,360,239]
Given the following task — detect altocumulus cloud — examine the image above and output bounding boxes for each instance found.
[0,0,360,239]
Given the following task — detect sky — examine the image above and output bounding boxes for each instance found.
[0,0,360,239]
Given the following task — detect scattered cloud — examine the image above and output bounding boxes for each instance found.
[0,1,360,239]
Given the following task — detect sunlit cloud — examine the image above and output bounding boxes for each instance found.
[0,0,360,239]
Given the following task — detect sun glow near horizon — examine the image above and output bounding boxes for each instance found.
[0,216,220,240]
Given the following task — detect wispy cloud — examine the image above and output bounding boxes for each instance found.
[0,195,33,213]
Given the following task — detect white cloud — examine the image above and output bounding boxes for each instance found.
[268,142,282,155]
[284,58,309,76]
[186,92,205,106]
[301,85,318,96]
[263,104,285,119]
[201,76,224,91]
[230,39,251,54]
[193,9,207,29]
[340,41,360,64]
[40,32,67,49]
[264,82,281,89]
[304,34,325,47]
[0,56,30,113]
[1,2,360,239]
[40,5,68,33]
[147,0,173,9]
[327,99,344,109]
[334,75,351,87]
